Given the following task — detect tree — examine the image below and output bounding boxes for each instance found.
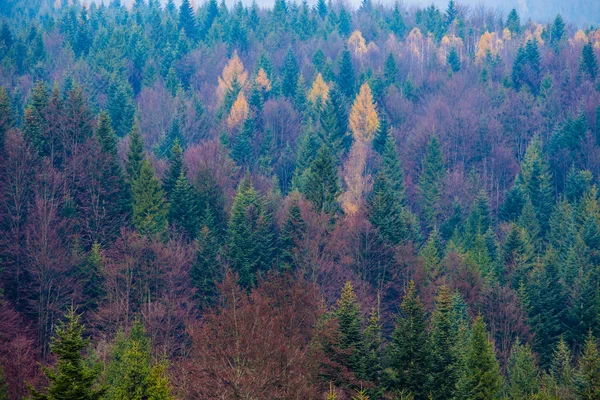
[0,86,13,152]
[319,86,351,156]
[551,336,574,396]
[367,171,405,245]
[163,139,185,198]
[419,136,445,228]
[126,118,145,181]
[282,48,299,99]
[349,83,379,142]
[302,145,341,215]
[428,285,460,400]
[444,0,458,27]
[168,172,200,239]
[447,47,460,73]
[317,0,327,19]
[506,8,520,35]
[338,8,352,37]
[132,159,168,237]
[577,332,600,399]
[387,281,430,399]
[226,176,276,287]
[279,193,305,268]
[581,41,598,81]
[335,282,364,377]
[337,47,355,98]
[507,340,540,399]
[550,15,565,45]
[383,53,398,87]
[462,316,502,399]
[30,309,104,400]
[179,0,198,40]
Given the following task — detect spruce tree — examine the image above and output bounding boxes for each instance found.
[550,14,565,45]
[319,86,351,156]
[551,336,574,393]
[179,0,198,40]
[0,86,13,152]
[387,281,430,399]
[126,118,145,182]
[428,285,459,400]
[316,0,327,19]
[447,47,460,73]
[163,138,185,198]
[506,8,521,35]
[30,309,104,400]
[372,111,389,154]
[337,47,355,98]
[191,226,221,308]
[107,75,135,137]
[419,136,445,229]
[226,176,276,287]
[462,316,502,399]
[338,8,352,36]
[389,3,405,37]
[335,281,364,376]
[279,193,305,268]
[383,53,398,87]
[507,340,540,399]
[282,48,299,99]
[302,144,341,215]
[581,41,598,81]
[361,308,383,391]
[367,171,405,245]
[168,172,200,239]
[132,159,169,237]
[577,331,600,399]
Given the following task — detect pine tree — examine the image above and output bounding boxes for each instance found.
[361,308,383,390]
[337,47,355,98]
[507,340,540,398]
[387,281,430,399]
[550,14,565,45]
[227,176,276,287]
[279,193,305,268]
[419,136,446,229]
[163,139,185,198]
[428,285,460,400]
[381,133,405,205]
[577,331,600,399]
[383,53,398,87]
[462,316,502,399]
[338,8,352,37]
[319,86,351,156]
[389,3,406,37]
[107,75,135,137]
[444,0,457,28]
[96,112,118,158]
[30,309,104,400]
[132,159,169,237]
[126,118,145,181]
[581,41,598,81]
[551,336,574,392]
[367,171,405,245]
[282,48,299,99]
[316,0,327,19]
[302,144,341,215]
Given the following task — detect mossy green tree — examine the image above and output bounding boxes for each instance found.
[132,159,169,237]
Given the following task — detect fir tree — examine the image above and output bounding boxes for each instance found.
[447,47,460,73]
[387,281,430,399]
[367,171,405,245]
[383,53,398,87]
[551,336,574,392]
[316,0,327,19]
[179,0,198,40]
[581,41,598,81]
[168,172,200,239]
[361,308,383,391]
[444,0,457,28]
[302,145,341,215]
[30,309,104,400]
[0,86,13,152]
[279,193,305,268]
[107,75,135,137]
[191,226,221,308]
[419,136,445,229]
[506,8,521,35]
[96,112,118,158]
[462,316,502,399]
[372,111,389,154]
[550,15,565,45]
[163,139,185,198]
[337,47,355,98]
[389,3,406,37]
[335,281,364,376]
[338,8,352,36]
[132,159,169,237]
[319,86,351,156]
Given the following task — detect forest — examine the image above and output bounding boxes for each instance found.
[0,0,600,398]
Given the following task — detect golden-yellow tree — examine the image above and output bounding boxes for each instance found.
[217,52,248,104]
[255,68,272,92]
[349,83,379,141]
[341,82,379,214]
[476,31,503,61]
[227,91,249,129]
[308,73,329,106]
[348,30,368,57]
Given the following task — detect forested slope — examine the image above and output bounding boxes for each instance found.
[0,0,600,398]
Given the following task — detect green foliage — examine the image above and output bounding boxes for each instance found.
[581,41,598,81]
[0,86,13,151]
[302,144,341,215]
[163,139,185,198]
[506,8,521,34]
[419,136,445,229]
[30,309,104,400]
[282,48,299,99]
[550,15,565,45]
[335,281,364,375]
[279,193,305,268]
[126,118,145,181]
[132,159,169,237]
[446,47,460,73]
[337,47,355,98]
[507,339,540,399]
[168,172,200,238]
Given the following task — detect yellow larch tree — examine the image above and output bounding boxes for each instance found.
[217,52,248,104]
[349,83,379,142]
[255,68,272,92]
[227,91,249,129]
[348,30,368,57]
[476,31,503,62]
[525,23,545,45]
[438,34,463,64]
[308,73,329,106]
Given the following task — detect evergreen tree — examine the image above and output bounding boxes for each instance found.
[79,242,106,314]
[382,133,405,206]
[132,159,169,237]
[319,86,351,156]
[179,0,198,40]
[387,281,430,399]
[191,226,221,308]
[517,136,554,235]
[338,8,352,36]
[168,172,200,239]
[335,281,364,375]
[302,144,341,215]
[507,340,540,399]
[501,184,526,222]
[337,47,355,98]
[389,3,406,37]
[581,41,598,81]
[0,86,13,152]
[367,171,405,245]
[361,308,383,391]
[0,366,7,400]
[550,14,565,45]
[163,139,185,198]
[462,316,502,399]
[506,8,521,35]
[107,75,135,137]
[372,111,389,154]
[447,47,460,73]
[383,53,398,87]
[96,112,118,158]
[126,118,145,181]
[226,176,276,287]
[577,331,600,399]
[428,285,459,400]
[279,193,305,268]
[444,0,457,28]
[419,136,445,229]
[30,309,104,400]
[551,336,574,394]
[282,48,299,98]
[316,0,327,19]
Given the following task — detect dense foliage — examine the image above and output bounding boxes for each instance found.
[1,0,600,398]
